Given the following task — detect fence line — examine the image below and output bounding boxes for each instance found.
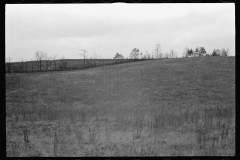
[5,59,151,74]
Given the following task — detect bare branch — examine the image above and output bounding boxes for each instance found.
[79,49,88,57]
[35,51,48,61]
[34,51,48,72]
[79,49,88,68]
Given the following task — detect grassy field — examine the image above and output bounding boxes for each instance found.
[6,56,235,156]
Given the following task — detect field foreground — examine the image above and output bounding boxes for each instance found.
[6,57,235,156]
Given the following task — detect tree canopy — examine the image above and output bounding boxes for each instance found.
[129,48,140,59]
[113,52,124,59]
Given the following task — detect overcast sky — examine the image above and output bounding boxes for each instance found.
[6,3,235,62]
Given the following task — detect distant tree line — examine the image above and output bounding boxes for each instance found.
[5,50,150,73]
[211,48,229,57]
[183,47,229,57]
[5,43,178,73]
[113,43,178,60]
[5,44,231,73]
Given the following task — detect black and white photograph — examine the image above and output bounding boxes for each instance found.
[6,3,235,157]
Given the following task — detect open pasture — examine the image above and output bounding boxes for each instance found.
[6,56,235,156]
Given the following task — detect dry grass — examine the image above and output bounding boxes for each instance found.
[6,56,235,156]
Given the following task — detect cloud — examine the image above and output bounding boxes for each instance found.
[6,4,235,61]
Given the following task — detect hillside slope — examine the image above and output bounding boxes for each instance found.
[6,56,235,156]
[8,56,234,110]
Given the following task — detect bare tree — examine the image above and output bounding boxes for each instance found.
[129,48,140,60]
[35,51,47,72]
[170,49,177,58]
[143,50,150,59]
[220,48,229,56]
[79,49,88,68]
[113,52,124,59]
[140,51,143,59]
[154,43,162,59]
[151,51,155,59]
